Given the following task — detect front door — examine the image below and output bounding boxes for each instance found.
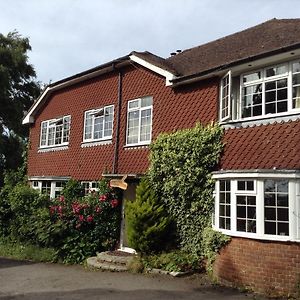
[119,182,137,253]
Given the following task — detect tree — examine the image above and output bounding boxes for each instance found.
[126,178,172,255]
[0,31,41,186]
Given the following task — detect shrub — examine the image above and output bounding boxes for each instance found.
[202,226,230,274]
[148,123,223,255]
[126,178,172,255]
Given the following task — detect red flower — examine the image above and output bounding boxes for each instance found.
[95,206,102,213]
[59,195,65,202]
[99,194,107,202]
[57,205,63,214]
[49,205,57,214]
[110,199,119,208]
[78,215,84,222]
[75,223,81,229]
[87,215,94,222]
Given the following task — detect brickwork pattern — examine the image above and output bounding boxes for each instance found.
[214,237,300,296]
[27,66,218,179]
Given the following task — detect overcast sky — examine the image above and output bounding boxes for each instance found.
[1,0,300,84]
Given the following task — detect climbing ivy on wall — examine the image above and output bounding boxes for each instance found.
[148,123,223,255]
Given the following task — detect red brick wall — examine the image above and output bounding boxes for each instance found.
[214,237,300,296]
[27,66,218,179]
[220,120,300,170]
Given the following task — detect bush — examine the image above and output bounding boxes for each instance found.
[126,178,172,255]
[148,123,223,255]
[202,226,230,274]
[142,250,202,273]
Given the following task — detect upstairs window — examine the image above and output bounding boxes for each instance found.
[83,105,114,142]
[40,115,71,147]
[220,59,300,122]
[126,96,153,145]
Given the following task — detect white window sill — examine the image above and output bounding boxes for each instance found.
[213,226,299,243]
[38,145,69,153]
[81,139,112,148]
[220,111,300,129]
[124,142,150,149]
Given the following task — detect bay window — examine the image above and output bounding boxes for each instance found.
[213,174,300,242]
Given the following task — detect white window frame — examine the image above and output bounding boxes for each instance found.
[220,59,300,123]
[126,96,153,146]
[83,105,114,143]
[81,181,99,195]
[220,71,231,121]
[40,115,71,148]
[213,173,300,242]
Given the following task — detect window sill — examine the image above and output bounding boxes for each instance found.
[213,226,299,243]
[81,140,112,148]
[220,111,300,129]
[38,145,69,153]
[124,143,150,149]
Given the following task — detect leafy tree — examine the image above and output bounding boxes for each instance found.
[126,178,172,255]
[0,31,40,186]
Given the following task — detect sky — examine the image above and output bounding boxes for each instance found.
[1,0,300,84]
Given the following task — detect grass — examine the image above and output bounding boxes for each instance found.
[0,239,57,263]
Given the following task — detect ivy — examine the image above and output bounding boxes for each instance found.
[148,123,223,255]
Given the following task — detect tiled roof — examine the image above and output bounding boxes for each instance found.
[220,120,300,170]
[166,18,300,78]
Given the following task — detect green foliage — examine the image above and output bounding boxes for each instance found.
[0,31,41,187]
[202,226,230,274]
[126,178,172,255]
[61,179,84,201]
[0,238,57,262]
[148,123,223,255]
[142,250,202,273]
[0,178,121,264]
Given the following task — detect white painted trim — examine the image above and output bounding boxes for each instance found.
[81,140,112,148]
[129,54,176,86]
[38,145,69,153]
[212,171,300,179]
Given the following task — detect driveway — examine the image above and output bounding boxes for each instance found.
[0,257,266,299]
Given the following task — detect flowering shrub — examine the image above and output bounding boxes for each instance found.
[49,179,122,263]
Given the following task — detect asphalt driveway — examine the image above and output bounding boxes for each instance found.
[0,257,266,299]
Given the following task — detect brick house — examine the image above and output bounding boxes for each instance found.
[23,19,300,295]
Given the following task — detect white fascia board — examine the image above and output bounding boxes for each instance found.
[129,54,176,86]
[22,65,118,125]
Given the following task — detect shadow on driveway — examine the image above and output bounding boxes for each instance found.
[0,287,258,300]
[0,257,35,269]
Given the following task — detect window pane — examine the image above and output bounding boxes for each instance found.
[266,64,287,77]
[265,207,276,220]
[237,219,246,232]
[141,96,153,107]
[128,100,139,109]
[94,116,103,139]
[237,206,246,218]
[265,221,276,235]
[243,71,261,83]
[278,223,289,236]
[292,61,300,73]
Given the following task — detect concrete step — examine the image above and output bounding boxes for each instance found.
[86,257,128,272]
[96,251,134,265]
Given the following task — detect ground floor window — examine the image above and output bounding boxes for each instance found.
[81,181,99,195]
[213,172,300,242]
[30,179,67,198]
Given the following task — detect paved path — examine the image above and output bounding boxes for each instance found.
[0,257,266,299]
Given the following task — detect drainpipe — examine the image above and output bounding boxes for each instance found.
[113,71,122,174]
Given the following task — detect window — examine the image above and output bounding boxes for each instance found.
[40,115,71,147]
[41,181,51,195]
[213,175,298,241]
[81,181,99,195]
[127,96,153,145]
[220,59,300,122]
[264,179,289,236]
[219,180,231,230]
[236,180,256,233]
[83,105,114,142]
[220,72,231,121]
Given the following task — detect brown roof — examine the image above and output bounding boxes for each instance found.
[131,51,179,75]
[166,18,300,79]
